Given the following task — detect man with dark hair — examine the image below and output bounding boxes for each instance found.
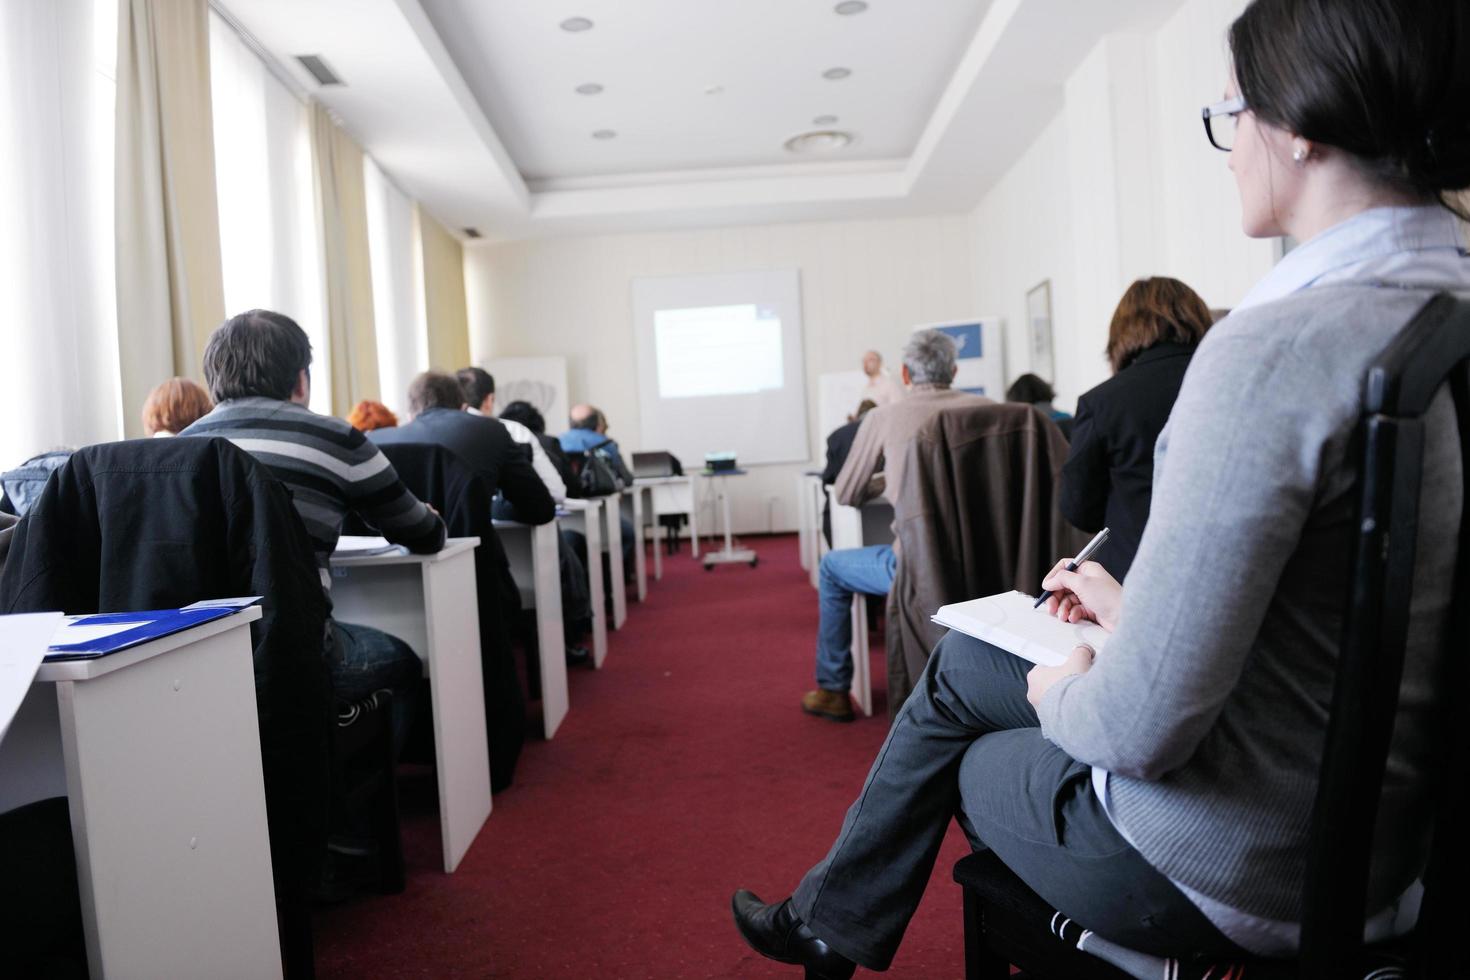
[456,366,496,415]
[458,366,566,502]
[371,371,554,526]
[183,308,446,750]
[501,399,578,494]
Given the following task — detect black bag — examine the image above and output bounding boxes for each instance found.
[568,448,621,496]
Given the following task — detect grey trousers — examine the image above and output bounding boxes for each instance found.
[791,631,1238,971]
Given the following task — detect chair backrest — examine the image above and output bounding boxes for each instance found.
[1300,293,1470,977]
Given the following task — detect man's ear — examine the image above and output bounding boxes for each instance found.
[291,368,310,405]
[900,364,911,387]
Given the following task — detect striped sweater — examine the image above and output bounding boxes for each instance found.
[182,397,445,570]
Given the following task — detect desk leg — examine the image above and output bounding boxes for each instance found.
[605,500,627,629]
[631,491,647,602]
[849,596,873,717]
[797,475,812,572]
[532,522,569,738]
[422,558,494,872]
[689,476,701,558]
[58,629,282,978]
[584,504,608,668]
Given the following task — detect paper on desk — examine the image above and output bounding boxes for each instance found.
[182,596,262,610]
[333,535,407,557]
[932,590,1111,667]
[0,612,64,742]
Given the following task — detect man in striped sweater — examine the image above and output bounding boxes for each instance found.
[183,309,445,747]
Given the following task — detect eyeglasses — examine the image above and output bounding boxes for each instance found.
[1201,97,1247,152]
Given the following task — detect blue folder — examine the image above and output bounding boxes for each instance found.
[46,607,246,661]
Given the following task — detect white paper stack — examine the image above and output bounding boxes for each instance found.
[932,590,1111,666]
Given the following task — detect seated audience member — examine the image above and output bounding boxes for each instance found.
[860,350,902,407]
[500,399,579,495]
[734,0,1467,972]
[141,377,213,437]
[559,403,637,575]
[372,372,555,525]
[181,309,445,747]
[457,367,566,502]
[1061,277,1214,580]
[1005,373,1073,437]
[804,329,989,722]
[819,399,878,547]
[346,399,398,433]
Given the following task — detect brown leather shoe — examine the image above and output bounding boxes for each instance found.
[801,689,854,722]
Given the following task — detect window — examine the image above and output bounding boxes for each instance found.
[364,157,429,416]
[209,12,329,413]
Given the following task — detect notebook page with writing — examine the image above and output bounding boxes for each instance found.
[932,591,1110,666]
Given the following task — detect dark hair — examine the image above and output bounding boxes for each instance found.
[202,309,313,402]
[141,377,213,435]
[456,367,495,409]
[1105,277,1214,373]
[499,400,546,435]
[408,371,466,416]
[1005,374,1056,405]
[1230,0,1470,210]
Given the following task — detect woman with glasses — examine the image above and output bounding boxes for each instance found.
[731,0,1469,975]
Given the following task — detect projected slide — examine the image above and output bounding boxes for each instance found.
[654,304,784,399]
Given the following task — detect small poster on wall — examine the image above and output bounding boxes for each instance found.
[1026,280,1055,383]
[914,318,1005,398]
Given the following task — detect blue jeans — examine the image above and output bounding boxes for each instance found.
[815,544,896,691]
[328,619,422,755]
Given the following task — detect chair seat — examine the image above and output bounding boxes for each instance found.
[952,852,1410,980]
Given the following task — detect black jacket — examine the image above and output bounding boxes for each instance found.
[537,433,581,498]
[1060,342,1196,581]
[0,438,333,897]
[363,441,526,791]
[371,408,554,525]
[821,418,864,486]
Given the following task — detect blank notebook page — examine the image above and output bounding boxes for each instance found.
[932,590,1111,666]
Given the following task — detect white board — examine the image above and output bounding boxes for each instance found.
[486,356,569,433]
[817,371,871,450]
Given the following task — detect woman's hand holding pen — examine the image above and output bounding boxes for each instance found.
[1041,559,1124,633]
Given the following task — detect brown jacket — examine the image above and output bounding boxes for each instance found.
[833,384,991,510]
[884,402,1086,714]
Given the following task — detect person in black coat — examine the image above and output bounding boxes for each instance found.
[1060,277,1215,581]
[370,372,555,526]
[820,399,878,546]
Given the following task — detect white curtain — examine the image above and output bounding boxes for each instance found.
[0,0,123,466]
[363,158,428,417]
[209,12,330,413]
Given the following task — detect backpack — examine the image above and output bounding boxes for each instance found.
[567,445,622,496]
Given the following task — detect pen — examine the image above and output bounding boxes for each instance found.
[1033,527,1111,609]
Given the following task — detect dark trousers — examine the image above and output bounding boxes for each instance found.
[791,631,1238,971]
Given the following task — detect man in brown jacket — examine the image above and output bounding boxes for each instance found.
[804,329,990,721]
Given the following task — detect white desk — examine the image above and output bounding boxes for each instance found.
[636,474,702,568]
[619,488,648,602]
[798,472,827,587]
[564,494,625,630]
[492,518,569,738]
[327,538,492,873]
[0,608,282,979]
[828,495,896,718]
[558,499,608,667]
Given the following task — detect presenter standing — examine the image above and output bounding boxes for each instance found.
[860,350,902,407]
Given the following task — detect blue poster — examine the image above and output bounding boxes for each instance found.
[933,322,982,360]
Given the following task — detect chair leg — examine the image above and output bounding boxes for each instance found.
[372,706,406,895]
[963,887,1012,980]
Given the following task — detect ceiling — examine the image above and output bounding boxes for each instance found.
[217,0,1184,241]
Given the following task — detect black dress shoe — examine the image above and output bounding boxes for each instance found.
[731,890,856,979]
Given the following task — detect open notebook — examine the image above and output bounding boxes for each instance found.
[932,591,1110,666]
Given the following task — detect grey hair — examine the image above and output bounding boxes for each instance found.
[902,329,958,386]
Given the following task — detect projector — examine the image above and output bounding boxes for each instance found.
[704,451,738,473]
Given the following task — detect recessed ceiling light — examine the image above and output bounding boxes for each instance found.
[559,16,593,32]
[575,82,604,95]
[822,67,852,81]
[592,129,617,140]
[813,114,839,126]
[784,130,855,154]
[835,1,869,14]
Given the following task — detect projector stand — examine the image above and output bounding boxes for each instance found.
[703,470,757,570]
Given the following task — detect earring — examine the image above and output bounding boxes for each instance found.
[1292,143,1308,165]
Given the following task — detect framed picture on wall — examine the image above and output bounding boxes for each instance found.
[1026,279,1055,383]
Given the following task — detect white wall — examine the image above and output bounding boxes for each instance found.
[465,215,978,532]
[971,0,1276,410]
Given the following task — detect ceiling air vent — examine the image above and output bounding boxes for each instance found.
[295,54,343,87]
[463,228,483,240]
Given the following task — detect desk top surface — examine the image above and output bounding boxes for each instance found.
[633,475,694,486]
[329,536,479,568]
[36,606,263,683]
[559,498,602,512]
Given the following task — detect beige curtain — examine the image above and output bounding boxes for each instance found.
[416,206,472,371]
[310,101,379,417]
[114,0,225,437]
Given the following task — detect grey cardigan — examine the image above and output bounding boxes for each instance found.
[1038,282,1463,920]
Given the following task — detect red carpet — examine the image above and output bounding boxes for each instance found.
[313,533,970,978]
